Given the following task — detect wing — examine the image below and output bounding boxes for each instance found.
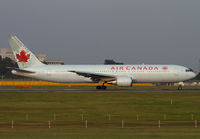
[68,70,116,82]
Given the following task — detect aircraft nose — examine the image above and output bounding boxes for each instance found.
[185,68,197,80]
[191,72,197,79]
[194,72,199,77]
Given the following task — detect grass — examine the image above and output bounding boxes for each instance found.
[0,89,200,138]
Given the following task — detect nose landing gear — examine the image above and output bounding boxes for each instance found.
[178,85,183,90]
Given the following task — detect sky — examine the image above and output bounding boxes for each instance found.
[0,0,200,70]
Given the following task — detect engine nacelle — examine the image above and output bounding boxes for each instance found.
[116,76,133,87]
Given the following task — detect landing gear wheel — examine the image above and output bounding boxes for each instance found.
[96,86,107,90]
[102,86,107,90]
[96,86,102,90]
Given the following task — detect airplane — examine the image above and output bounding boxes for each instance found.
[8,36,196,90]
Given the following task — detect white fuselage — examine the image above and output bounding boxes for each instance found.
[13,64,196,83]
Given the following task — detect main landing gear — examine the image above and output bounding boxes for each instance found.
[96,85,107,90]
[178,85,183,90]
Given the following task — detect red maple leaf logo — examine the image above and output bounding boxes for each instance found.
[16,50,30,63]
[162,66,168,70]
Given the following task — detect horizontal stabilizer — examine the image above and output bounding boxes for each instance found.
[7,67,35,73]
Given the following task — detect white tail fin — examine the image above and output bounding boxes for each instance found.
[8,36,44,69]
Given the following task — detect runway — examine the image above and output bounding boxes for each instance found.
[0,88,200,93]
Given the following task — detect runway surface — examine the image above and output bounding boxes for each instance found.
[0,88,200,93]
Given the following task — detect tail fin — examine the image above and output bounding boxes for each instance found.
[8,36,44,69]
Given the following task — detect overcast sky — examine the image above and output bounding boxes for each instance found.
[0,0,200,70]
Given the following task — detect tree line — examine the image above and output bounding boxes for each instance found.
[0,56,20,79]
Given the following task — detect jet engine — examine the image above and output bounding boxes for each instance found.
[115,76,133,87]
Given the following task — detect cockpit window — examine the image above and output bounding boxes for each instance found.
[185,68,193,72]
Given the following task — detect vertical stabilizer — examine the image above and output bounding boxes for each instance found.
[8,36,44,69]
